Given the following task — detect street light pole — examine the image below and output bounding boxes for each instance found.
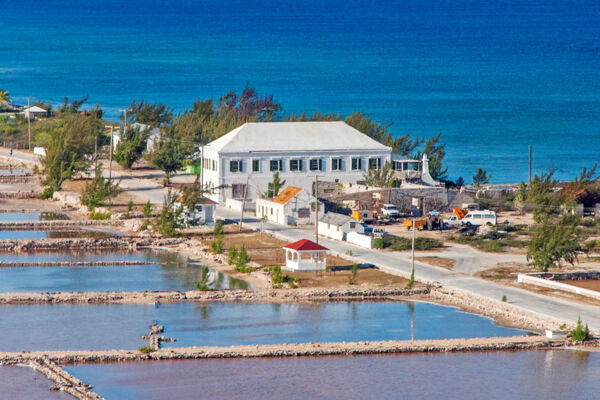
[411,217,416,280]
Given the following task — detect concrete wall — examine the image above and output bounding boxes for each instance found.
[346,231,374,248]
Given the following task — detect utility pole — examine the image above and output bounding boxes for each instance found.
[410,217,416,280]
[200,144,204,189]
[528,144,532,184]
[315,175,319,244]
[239,175,250,231]
[94,134,98,174]
[105,125,115,182]
[27,98,31,151]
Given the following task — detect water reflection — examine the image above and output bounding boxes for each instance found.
[0,301,526,351]
[0,250,250,293]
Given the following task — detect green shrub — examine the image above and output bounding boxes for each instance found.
[345,249,353,256]
[373,238,384,249]
[141,220,150,230]
[89,211,111,220]
[570,315,589,341]
[210,238,224,254]
[228,246,238,265]
[139,345,155,354]
[143,201,153,218]
[348,263,359,285]
[81,167,120,211]
[406,268,415,288]
[213,220,224,238]
[501,295,507,302]
[271,265,292,286]
[39,186,55,200]
[386,237,443,251]
[234,245,250,272]
[194,266,212,291]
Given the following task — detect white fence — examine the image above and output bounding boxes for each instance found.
[346,231,374,249]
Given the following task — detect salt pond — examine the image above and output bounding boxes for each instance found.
[0,250,249,293]
[65,350,600,400]
[0,211,69,222]
[0,365,71,399]
[0,301,525,351]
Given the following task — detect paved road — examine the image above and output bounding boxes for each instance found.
[5,149,599,331]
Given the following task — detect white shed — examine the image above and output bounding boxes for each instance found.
[174,195,217,226]
[256,186,315,225]
[318,212,365,241]
[283,239,328,272]
[23,106,48,120]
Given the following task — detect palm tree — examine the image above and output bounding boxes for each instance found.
[0,89,10,107]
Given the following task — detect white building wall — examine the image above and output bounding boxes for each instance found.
[346,231,374,249]
[203,149,391,203]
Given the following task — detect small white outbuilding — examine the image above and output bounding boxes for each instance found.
[256,186,315,225]
[283,239,328,272]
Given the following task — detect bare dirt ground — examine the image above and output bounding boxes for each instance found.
[0,198,64,212]
[414,256,456,270]
[188,229,412,289]
[560,280,600,291]
[476,262,600,307]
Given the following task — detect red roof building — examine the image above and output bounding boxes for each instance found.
[283,239,328,272]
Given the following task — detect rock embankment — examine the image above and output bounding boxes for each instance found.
[2,336,567,367]
[28,359,105,400]
[0,261,155,268]
[0,237,184,252]
[429,287,565,333]
[0,220,119,230]
[0,287,429,305]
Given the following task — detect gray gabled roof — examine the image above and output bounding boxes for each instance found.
[319,212,353,226]
[205,121,391,154]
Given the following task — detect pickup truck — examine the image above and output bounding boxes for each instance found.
[380,204,400,218]
[443,215,462,227]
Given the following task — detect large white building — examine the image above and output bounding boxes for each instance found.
[202,121,393,202]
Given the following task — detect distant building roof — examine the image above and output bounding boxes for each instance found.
[23,106,47,113]
[271,186,302,205]
[283,239,328,252]
[114,122,160,137]
[319,212,353,226]
[205,121,391,154]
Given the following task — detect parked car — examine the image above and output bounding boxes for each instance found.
[461,210,497,226]
[381,204,400,218]
[443,215,462,227]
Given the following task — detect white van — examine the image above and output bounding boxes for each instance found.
[461,210,497,226]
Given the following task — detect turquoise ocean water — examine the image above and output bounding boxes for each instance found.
[1,0,599,182]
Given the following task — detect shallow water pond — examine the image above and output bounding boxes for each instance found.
[0,250,249,292]
[0,365,71,399]
[0,301,525,351]
[65,350,600,400]
[0,211,69,222]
